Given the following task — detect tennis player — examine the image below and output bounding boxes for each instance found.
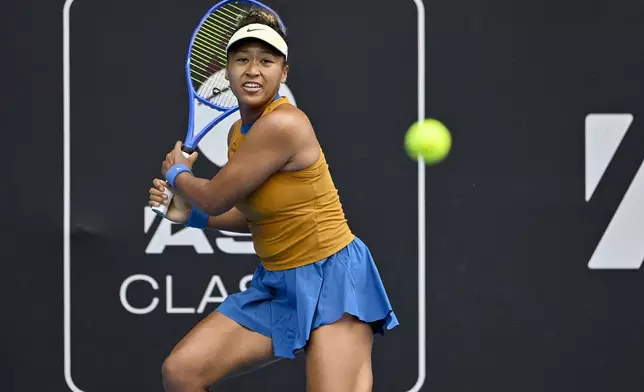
[148,7,398,392]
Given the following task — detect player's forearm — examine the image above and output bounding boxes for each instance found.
[206,207,251,233]
[174,173,232,216]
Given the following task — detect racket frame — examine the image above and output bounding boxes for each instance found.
[182,0,285,150]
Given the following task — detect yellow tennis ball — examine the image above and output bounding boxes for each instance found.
[404,119,452,165]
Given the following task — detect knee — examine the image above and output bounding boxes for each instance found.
[162,353,201,392]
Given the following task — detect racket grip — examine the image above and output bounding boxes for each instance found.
[150,147,194,218]
[151,187,175,217]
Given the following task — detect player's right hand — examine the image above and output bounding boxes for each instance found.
[149,179,191,224]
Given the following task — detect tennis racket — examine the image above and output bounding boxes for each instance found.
[152,0,285,217]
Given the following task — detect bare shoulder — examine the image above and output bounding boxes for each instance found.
[243,104,318,168]
[259,104,320,170]
[258,104,314,138]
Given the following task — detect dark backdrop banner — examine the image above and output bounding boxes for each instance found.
[64,0,420,391]
[3,0,644,391]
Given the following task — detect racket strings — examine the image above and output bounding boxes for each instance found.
[190,2,249,110]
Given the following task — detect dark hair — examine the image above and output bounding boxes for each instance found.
[228,6,288,59]
[237,6,286,39]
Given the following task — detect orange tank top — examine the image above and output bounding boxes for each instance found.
[227,97,355,271]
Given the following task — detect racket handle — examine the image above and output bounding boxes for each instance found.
[151,146,195,218]
[151,187,175,217]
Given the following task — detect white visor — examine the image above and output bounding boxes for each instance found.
[226,23,288,60]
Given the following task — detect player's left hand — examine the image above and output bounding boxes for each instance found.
[149,179,191,223]
[161,141,199,177]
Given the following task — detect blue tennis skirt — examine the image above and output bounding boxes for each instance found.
[216,236,399,359]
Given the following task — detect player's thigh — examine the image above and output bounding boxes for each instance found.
[162,310,277,385]
[305,314,374,392]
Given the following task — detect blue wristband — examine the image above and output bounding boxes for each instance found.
[166,164,192,189]
[185,207,209,229]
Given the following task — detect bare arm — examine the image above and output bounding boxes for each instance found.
[173,108,300,216]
